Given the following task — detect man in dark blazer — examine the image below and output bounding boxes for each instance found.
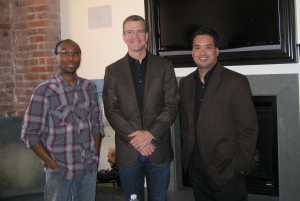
[179,27,258,201]
[102,15,179,201]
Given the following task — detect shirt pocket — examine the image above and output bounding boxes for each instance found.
[50,104,73,125]
[75,100,90,121]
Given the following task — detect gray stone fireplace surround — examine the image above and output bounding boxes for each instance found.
[170,74,300,201]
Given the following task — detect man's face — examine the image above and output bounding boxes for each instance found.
[123,20,149,53]
[107,151,115,168]
[192,35,219,71]
[56,40,81,75]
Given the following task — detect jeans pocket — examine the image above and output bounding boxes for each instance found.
[48,167,61,174]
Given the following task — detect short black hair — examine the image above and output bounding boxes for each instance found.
[190,27,219,48]
[54,39,81,55]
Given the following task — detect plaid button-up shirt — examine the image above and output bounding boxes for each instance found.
[21,72,104,180]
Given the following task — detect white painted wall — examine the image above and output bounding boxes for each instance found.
[60,0,145,79]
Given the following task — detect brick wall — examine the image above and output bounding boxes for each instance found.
[0,0,13,117]
[0,0,61,118]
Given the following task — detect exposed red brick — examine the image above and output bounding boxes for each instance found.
[47,58,56,65]
[26,14,36,21]
[0,0,60,117]
[0,67,13,74]
[31,66,47,72]
[30,35,46,43]
[15,52,31,59]
[31,50,53,58]
[0,23,11,29]
[29,20,47,28]
[19,0,36,7]
[24,73,41,81]
[12,22,27,30]
[40,73,51,80]
[28,5,49,13]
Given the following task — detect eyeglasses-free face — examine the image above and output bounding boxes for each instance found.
[123,21,149,54]
[124,29,146,36]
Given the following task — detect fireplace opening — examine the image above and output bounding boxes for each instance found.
[245,96,279,196]
[182,95,279,196]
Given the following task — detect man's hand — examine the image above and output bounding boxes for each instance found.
[129,130,156,155]
[31,141,59,170]
[139,143,156,156]
[129,130,153,150]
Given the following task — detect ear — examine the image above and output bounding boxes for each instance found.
[145,32,149,42]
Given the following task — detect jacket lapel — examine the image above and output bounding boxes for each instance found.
[184,71,197,120]
[144,54,156,99]
[200,63,223,115]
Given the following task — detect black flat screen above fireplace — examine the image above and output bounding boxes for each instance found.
[144,0,297,66]
[159,0,280,52]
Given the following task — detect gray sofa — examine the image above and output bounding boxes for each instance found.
[0,116,44,200]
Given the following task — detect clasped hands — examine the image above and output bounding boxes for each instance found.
[129,130,156,156]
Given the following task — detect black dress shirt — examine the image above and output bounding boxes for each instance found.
[127,53,148,128]
[193,65,216,155]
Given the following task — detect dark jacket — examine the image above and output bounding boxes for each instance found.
[179,63,258,186]
[103,53,179,168]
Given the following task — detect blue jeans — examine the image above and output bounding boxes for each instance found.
[44,168,97,201]
[119,155,171,201]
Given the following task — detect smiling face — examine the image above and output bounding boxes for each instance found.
[122,20,149,55]
[107,150,115,168]
[192,35,219,71]
[56,40,81,75]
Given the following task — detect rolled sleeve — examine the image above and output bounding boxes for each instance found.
[21,88,47,149]
[21,132,41,148]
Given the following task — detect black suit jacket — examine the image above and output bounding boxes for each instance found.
[179,63,258,186]
[103,53,179,168]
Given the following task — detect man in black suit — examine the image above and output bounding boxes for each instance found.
[103,15,179,201]
[179,27,258,201]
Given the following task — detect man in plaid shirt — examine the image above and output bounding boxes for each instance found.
[21,39,104,201]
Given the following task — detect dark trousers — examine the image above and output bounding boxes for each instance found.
[188,153,248,201]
